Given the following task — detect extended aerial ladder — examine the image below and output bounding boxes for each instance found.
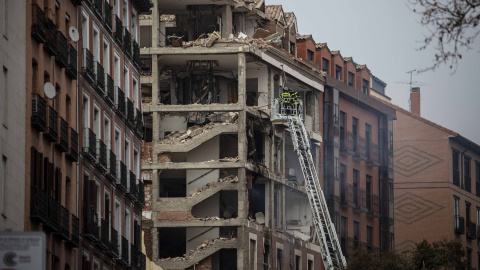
[271,70,347,270]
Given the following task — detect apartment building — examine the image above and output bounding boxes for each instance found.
[385,89,480,269]
[297,35,396,257]
[75,0,151,269]
[0,0,26,231]
[139,1,335,269]
[26,0,79,269]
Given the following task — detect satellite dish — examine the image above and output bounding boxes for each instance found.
[43,82,56,99]
[69,26,79,42]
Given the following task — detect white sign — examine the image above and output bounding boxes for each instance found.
[0,232,46,270]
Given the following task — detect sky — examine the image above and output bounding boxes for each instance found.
[272,0,480,144]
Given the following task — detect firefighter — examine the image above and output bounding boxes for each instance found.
[290,90,299,116]
[280,86,292,115]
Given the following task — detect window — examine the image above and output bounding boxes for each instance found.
[65,13,70,34]
[367,226,373,247]
[340,216,347,254]
[1,66,7,126]
[467,248,472,270]
[348,72,354,86]
[276,248,282,270]
[93,105,100,136]
[66,95,71,123]
[307,259,313,270]
[82,13,89,50]
[103,40,110,74]
[476,162,480,197]
[353,169,359,205]
[131,8,137,41]
[289,42,296,56]
[2,0,7,37]
[335,65,342,80]
[340,164,346,201]
[352,117,358,151]
[124,208,130,240]
[264,244,270,270]
[454,196,460,229]
[453,149,460,186]
[353,221,360,249]
[465,156,471,192]
[65,177,71,211]
[1,156,6,215]
[362,79,369,94]
[466,202,471,223]
[115,200,121,232]
[125,138,130,170]
[124,67,129,97]
[93,259,100,270]
[82,94,90,128]
[295,254,301,270]
[249,239,257,270]
[93,26,100,61]
[132,78,138,108]
[122,0,129,28]
[133,148,139,181]
[322,58,329,73]
[365,123,371,158]
[104,190,111,223]
[104,115,111,148]
[307,49,314,61]
[366,175,372,210]
[477,207,480,229]
[114,53,120,87]
[114,128,121,157]
[339,111,346,149]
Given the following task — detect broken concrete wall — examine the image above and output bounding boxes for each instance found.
[246,66,269,108]
[158,115,188,140]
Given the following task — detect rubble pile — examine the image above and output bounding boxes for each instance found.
[159,238,235,262]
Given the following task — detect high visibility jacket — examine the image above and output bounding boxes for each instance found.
[280,92,291,101]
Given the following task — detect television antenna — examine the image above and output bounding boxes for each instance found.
[395,69,429,111]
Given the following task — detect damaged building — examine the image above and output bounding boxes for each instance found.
[139,0,395,269]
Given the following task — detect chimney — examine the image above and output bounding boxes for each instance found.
[410,87,421,116]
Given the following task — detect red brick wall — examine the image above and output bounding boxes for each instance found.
[343,60,356,88]
[315,47,331,75]
[355,69,370,93]
[331,55,344,82]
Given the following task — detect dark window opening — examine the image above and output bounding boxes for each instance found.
[353,221,360,249]
[340,216,347,254]
[158,227,186,259]
[353,169,359,205]
[246,78,258,106]
[307,49,314,61]
[295,255,301,270]
[465,156,471,192]
[290,42,296,56]
[307,259,313,270]
[352,118,358,152]
[220,134,238,159]
[276,249,283,270]
[248,183,265,220]
[335,65,342,81]
[322,58,329,73]
[247,124,265,165]
[476,162,480,197]
[159,170,186,197]
[264,244,270,270]
[453,149,460,186]
[348,72,354,86]
[362,79,369,94]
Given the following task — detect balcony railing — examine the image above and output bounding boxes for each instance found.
[367,142,380,166]
[47,196,60,232]
[31,94,47,132]
[105,74,115,106]
[126,98,135,127]
[31,4,46,43]
[94,62,105,94]
[128,171,137,201]
[56,117,69,152]
[133,40,141,69]
[135,109,144,139]
[58,205,70,240]
[66,44,77,79]
[94,0,103,18]
[137,181,145,208]
[123,27,132,58]
[357,189,368,212]
[96,139,107,171]
[56,31,68,68]
[340,130,354,154]
[83,207,99,242]
[121,237,129,265]
[66,127,79,162]
[116,87,126,119]
[107,150,117,180]
[108,227,119,258]
[104,1,113,32]
[45,19,57,56]
[354,136,367,160]
[368,194,381,217]
[131,243,139,269]
[100,218,110,249]
[69,214,79,247]
[346,237,360,257]
[83,128,96,162]
[82,48,95,83]
[454,215,465,234]
[45,106,59,142]
[341,183,356,207]
[114,15,123,44]
[30,187,49,224]
[117,160,128,192]
[467,221,476,239]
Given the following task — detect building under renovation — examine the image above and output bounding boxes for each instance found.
[139,1,395,269]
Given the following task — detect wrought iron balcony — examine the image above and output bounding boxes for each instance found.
[104,1,112,32]
[123,27,132,58]
[135,109,144,139]
[96,139,107,171]
[45,106,59,142]
[467,221,476,239]
[137,181,145,208]
[66,127,79,162]
[83,127,96,162]
[99,218,110,249]
[114,15,123,44]
[340,130,354,154]
[133,40,141,69]
[356,189,368,212]
[367,194,381,217]
[105,74,115,106]
[107,150,117,181]
[117,160,128,192]
[30,187,49,224]
[83,207,99,242]
[454,215,465,234]
[116,87,126,119]
[66,44,77,79]
[354,135,367,160]
[31,94,47,132]
[126,98,135,127]
[57,205,70,241]
[82,48,95,83]
[94,62,105,95]
[56,117,69,152]
[94,0,103,18]
[341,183,356,207]
[131,243,140,269]
[121,237,129,265]
[69,214,79,247]
[31,4,46,43]
[108,227,119,258]
[45,19,58,56]
[56,31,68,68]
[367,142,380,166]
[47,196,60,232]
[128,171,137,201]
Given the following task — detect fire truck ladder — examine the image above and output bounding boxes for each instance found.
[287,115,346,270]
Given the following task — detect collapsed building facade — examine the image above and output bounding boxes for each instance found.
[139,1,395,269]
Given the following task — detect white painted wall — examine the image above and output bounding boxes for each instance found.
[285,191,312,227]
[186,226,219,251]
[247,67,269,107]
[158,115,188,139]
[186,136,220,194]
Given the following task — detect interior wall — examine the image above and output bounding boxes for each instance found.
[186,136,220,194]
[247,67,269,107]
[186,226,220,251]
[158,115,188,139]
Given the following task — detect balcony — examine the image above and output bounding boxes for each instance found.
[94,0,103,18]
[44,19,57,56]
[126,98,135,127]
[56,117,69,152]
[128,171,137,201]
[99,218,110,249]
[340,130,354,155]
[454,215,465,234]
[47,196,60,232]
[104,1,112,32]
[66,127,79,162]
[366,142,380,167]
[117,160,128,192]
[106,150,117,181]
[467,221,476,239]
[107,227,120,258]
[66,44,78,79]
[367,194,381,217]
[114,15,123,44]
[31,4,46,43]
[105,74,115,106]
[83,128,96,162]
[356,189,368,212]
[45,106,59,142]
[131,243,140,269]
[137,181,145,208]
[354,136,367,161]
[341,183,356,207]
[121,237,130,266]
[68,214,79,247]
[94,62,105,95]
[116,87,126,119]
[57,205,70,241]
[56,31,68,68]
[30,187,49,225]
[123,27,132,58]
[135,109,144,139]
[83,207,99,242]
[96,139,107,171]
[133,40,141,69]
[31,94,47,132]
[82,48,95,83]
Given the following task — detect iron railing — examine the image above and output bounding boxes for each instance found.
[100,218,110,249]
[467,221,476,239]
[117,160,128,191]
[341,183,356,207]
[82,48,95,83]
[140,57,152,76]
[104,1,112,32]
[354,136,367,159]
[69,214,79,247]
[83,128,96,161]
[139,253,146,270]
[31,4,46,43]
[126,98,135,126]
[121,237,129,265]
[368,194,381,217]
[116,87,126,119]
[66,127,79,162]
[114,15,122,44]
[96,139,107,171]
[107,150,117,180]
[108,227,119,258]
[66,44,78,79]
[31,94,47,132]
[83,207,99,241]
[30,187,49,224]
[56,31,68,68]
[58,205,70,240]
[454,215,465,234]
[357,189,368,212]
[45,106,59,142]
[44,19,57,56]
[123,27,132,58]
[94,62,105,94]
[128,171,137,201]
[367,142,380,166]
[133,40,141,69]
[131,243,139,269]
[56,117,69,152]
[94,0,103,18]
[105,74,115,105]
[47,196,60,232]
[340,130,354,154]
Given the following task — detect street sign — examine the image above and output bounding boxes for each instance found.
[0,232,46,270]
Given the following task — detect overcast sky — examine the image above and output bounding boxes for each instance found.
[272,0,480,144]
